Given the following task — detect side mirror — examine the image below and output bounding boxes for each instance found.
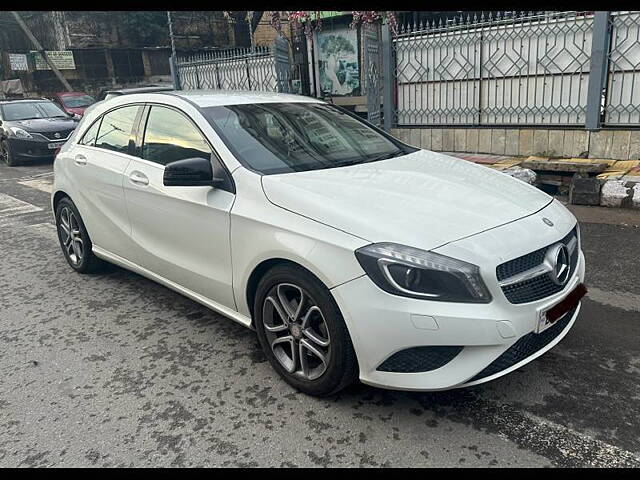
[163,157,226,187]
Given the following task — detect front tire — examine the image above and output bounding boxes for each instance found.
[254,264,359,396]
[55,197,105,273]
[1,139,19,166]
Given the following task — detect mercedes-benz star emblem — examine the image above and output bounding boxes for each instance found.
[542,217,554,227]
[545,243,570,286]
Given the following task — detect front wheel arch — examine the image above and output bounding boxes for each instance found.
[246,258,323,324]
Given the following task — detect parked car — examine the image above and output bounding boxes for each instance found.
[1,98,78,166]
[51,91,586,396]
[97,85,174,102]
[48,91,96,118]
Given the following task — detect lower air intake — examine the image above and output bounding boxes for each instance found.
[377,346,463,373]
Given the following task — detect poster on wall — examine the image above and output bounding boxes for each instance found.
[317,27,360,96]
[8,54,28,71]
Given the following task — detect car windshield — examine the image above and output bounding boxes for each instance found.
[1,101,68,121]
[203,102,412,175]
[61,95,95,108]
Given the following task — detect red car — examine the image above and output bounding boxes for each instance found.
[48,91,96,118]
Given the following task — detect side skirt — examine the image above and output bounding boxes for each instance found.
[92,245,253,329]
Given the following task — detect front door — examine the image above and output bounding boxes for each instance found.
[122,104,236,310]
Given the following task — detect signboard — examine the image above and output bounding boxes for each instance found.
[31,51,76,70]
[8,53,28,71]
[316,27,360,96]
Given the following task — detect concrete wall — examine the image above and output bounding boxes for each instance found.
[390,128,640,161]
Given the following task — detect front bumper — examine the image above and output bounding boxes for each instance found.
[330,200,586,391]
[6,137,60,161]
[332,252,584,391]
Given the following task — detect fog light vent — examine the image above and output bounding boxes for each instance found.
[377,346,463,373]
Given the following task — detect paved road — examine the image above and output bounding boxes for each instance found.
[1,160,639,467]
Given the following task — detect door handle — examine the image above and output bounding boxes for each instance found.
[129,171,149,186]
[74,154,87,166]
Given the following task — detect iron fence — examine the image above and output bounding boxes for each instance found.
[176,46,276,91]
[391,11,595,127]
[176,38,291,93]
[605,11,640,125]
[387,11,640,128]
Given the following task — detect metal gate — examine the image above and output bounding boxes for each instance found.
[273,36,292,93]
[363,23,382,127]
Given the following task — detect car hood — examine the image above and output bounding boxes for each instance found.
[8,117,77,133]
[64,106,86,116]
[261,150,552,251]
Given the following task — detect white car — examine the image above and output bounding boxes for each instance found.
[52,91,587,396]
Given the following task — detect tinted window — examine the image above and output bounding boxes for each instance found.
[142,106,211,166]
[95,106,139,154]
[79,119,101,146]
[203,103,410,175]
[1,101,67,121]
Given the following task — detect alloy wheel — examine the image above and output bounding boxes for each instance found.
[58,206,84,265]
[262,283,331,381]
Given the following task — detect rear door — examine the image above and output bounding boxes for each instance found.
[71,104,143,257]
[122,103,236,309]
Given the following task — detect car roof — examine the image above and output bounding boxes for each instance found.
[105,86,175,95]
[55,91,90,97]
[165,90,322,107]
[0,98,50,104]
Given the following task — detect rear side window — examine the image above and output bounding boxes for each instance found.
[95,105,140,154]
[79,119,101,147]
[142,106,211,166]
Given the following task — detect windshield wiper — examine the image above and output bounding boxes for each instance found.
[332,158,368,168]
[330,151,402,169]
[363,150,404,163]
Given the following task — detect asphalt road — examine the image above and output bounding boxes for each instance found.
[1,160,639,468]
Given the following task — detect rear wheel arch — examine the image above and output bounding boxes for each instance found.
[53,190,71,211]
[53,191,95,243]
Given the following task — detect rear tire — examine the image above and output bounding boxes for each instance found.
[254,264,359,397]
[55,197,106,273]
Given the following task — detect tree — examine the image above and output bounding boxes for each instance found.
[119,11,168,47]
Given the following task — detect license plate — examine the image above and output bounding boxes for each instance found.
[48,141,65,149]
[536,283,587,333]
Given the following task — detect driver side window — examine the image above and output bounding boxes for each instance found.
[142,106,211,166]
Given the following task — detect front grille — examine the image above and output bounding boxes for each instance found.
[468,304,577,383]
[377,346,463,373]
[40,130,73,141]
[497,226,578,304]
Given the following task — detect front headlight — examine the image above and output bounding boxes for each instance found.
[355,243,492,303]
[9,127,33,139]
